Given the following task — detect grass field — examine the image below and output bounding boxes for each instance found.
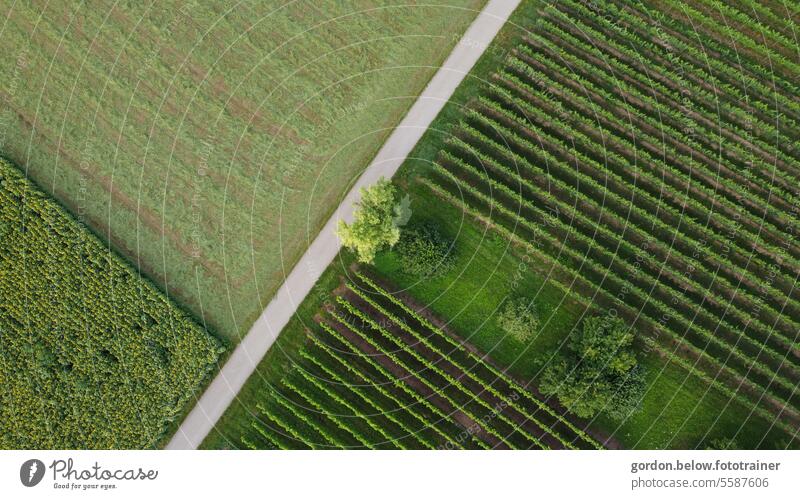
[205,0,798,449]
[0,0,484,342]
[0,158,222,449]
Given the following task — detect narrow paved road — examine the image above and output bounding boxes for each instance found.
[168,0,521,450]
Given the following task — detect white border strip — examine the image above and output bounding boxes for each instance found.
[4,451,796,497]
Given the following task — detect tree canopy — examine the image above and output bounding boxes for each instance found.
[336,178,406,263]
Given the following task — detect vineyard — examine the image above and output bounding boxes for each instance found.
[0,158,223,449]
[423,0,800,441]
[239,271,601,449]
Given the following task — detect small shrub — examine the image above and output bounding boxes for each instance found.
[396,222,455,277]
[496,297,539,342]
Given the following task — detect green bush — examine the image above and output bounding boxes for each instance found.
[539,316,645,421]
[496,297,539,342]
[396,222,455,277]
[0,158,223,449]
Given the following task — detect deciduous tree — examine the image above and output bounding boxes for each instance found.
[337,179,404,263]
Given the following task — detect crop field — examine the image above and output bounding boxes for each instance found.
[0,0,483,342]
[236,271,601,449]
[0,158,222,449]
[424,0,800,441]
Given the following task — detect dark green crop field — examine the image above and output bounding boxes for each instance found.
[0,158,222,449]
[0,0,483,343]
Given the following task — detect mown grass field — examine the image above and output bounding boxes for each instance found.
[0,158,222,449]
[0,0,484,343]
[205,0,798,449]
